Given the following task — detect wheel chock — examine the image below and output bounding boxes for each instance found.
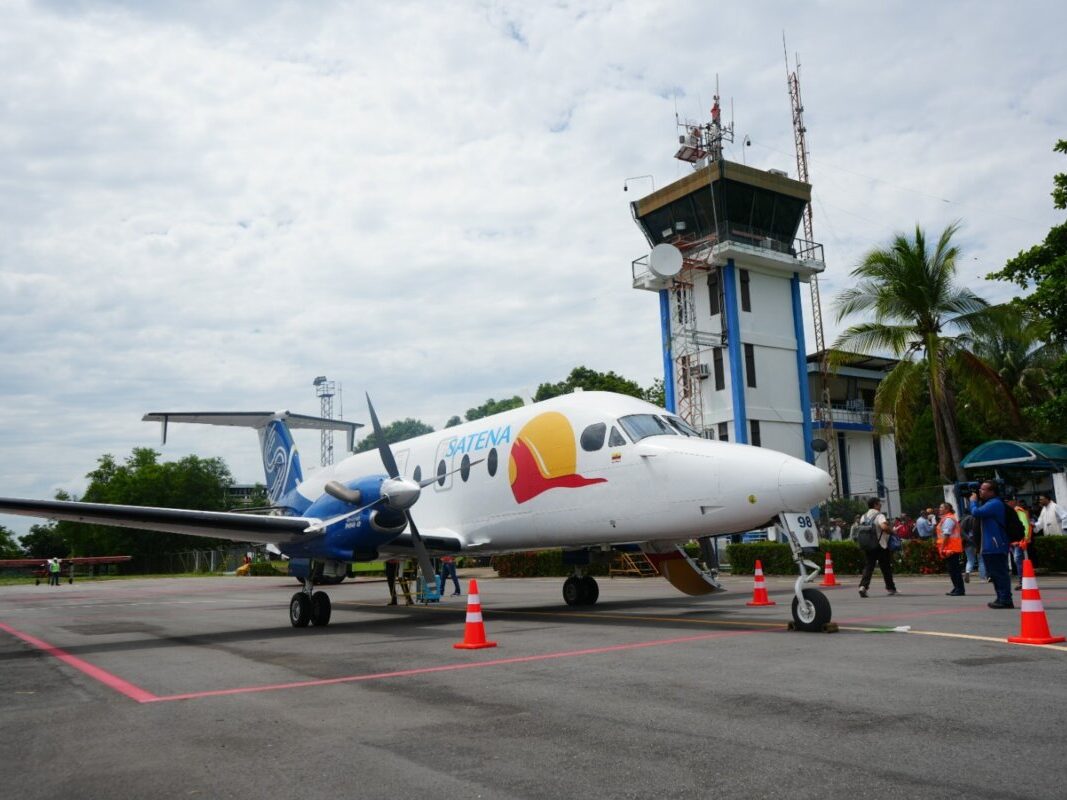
[787,620,838,633]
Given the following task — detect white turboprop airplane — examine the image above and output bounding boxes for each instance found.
[0,391,834,630]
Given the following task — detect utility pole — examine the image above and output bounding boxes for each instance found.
[785,37,839,498]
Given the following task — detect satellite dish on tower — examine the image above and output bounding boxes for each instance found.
[648,243,683,278]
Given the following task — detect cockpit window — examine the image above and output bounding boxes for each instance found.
[608,426,626,447]
[665,415,702,437]
[580,423,607,452]
[618,414,676,442]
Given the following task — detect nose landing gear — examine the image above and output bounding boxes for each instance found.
[779,513,833,632]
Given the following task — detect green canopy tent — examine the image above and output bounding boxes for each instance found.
[960,441,1067,472]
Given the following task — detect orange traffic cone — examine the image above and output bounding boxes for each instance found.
[453,578,498,650]
[819,551,840,587]
[1007,559,1065,645]
[746,560,776,606]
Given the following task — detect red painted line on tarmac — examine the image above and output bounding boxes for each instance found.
[147,628,763,703]
[0,621,158,703]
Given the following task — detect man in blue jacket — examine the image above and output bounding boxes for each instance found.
[969,481,1013,608]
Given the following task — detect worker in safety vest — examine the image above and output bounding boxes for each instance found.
[1008,499,1033,590]
[48,557,62,586]
[937,502,964,596]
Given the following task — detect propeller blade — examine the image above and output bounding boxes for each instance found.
[366,393,400,480]
[406,511,439,594]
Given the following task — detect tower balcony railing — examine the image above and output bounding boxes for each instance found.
[810,402,877,428]
[632,220,823,288]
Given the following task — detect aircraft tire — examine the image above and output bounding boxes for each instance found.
[310,591,332,627]
[289,592,311,628]
[791,588,831,632]
[579,576,599,605]
[562,576,582,606]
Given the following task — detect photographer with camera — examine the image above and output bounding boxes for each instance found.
[969,481,1013,609]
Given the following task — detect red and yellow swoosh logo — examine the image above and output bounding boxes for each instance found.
[508,412,606,504]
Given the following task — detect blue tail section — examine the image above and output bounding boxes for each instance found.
[259,420,304,505]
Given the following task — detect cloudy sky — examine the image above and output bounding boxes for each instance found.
[2,0,1064,534]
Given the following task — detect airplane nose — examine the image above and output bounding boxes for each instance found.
[778,458,833,510]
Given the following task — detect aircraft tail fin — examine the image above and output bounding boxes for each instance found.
[143,412,363,505]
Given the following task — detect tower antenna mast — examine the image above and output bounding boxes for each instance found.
[785,36,839,499]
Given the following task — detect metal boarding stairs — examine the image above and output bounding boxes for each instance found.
[609,552,659,578]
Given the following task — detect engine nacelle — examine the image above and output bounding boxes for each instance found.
[293,474,410,562]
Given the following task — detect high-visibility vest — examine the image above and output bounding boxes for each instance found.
[937,513,962,555]
[49,559,60,573]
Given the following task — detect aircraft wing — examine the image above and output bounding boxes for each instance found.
[379,530,464,555]
[0,497,313,546]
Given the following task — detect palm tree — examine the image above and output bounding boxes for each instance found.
[832,222,990,482]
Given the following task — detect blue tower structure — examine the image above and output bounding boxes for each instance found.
[630,157,824,466]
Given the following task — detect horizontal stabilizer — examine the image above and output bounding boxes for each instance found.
[143,412,362,452]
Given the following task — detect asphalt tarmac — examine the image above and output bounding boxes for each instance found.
[2,570,1066,799]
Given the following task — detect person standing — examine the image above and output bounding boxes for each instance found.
[959,511,984,583]
[915,510,934,540]
[936,502,964,596]
[1034,493,1065,536]
[385,559,400,605]
[970,481,1013,609]
[858,497,898,598]
[48,557,61,586]
[439,555,461,596]
[1008,499,1033,590]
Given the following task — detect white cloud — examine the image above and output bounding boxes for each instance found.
[2,0,1065,533]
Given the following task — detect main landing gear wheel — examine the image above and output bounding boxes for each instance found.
[290,592,311,628]
[579,575,599,605]
[563,575,600,606]
[791,587,831,632]
[310,591,332,627]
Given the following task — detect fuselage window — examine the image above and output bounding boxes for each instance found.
[487,447,498,477]
[580,423,607,452]
[460,454,471,482]
[437,459,447,487]
[608,426,626,447]
[618,414,676,442]
[413,465,422,483]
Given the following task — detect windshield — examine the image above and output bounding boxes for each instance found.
[617,414,676,442]
[665,415,702,437]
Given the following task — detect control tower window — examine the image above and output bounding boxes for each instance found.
[740,269,752,312]
[618,414,675,442]
[708,269,721,316]
[580,423,607,452]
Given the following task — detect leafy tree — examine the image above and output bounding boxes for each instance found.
[355,418,434,453]
[534,366,645,402]
[832,223,994,482]
[56,449,234,557]
[643,378,665,408]
[20,523,69,558]
[986,138,1067,439]
[465,396,524,421]
[445,415,463,428]
[0,524,23,558]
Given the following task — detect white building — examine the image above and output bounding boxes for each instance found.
[630,159,900,517]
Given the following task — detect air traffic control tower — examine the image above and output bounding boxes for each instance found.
[629,105,824,465]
